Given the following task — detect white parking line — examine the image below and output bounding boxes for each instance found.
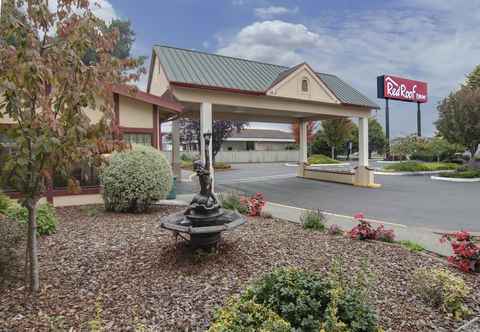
[223,173,297,184]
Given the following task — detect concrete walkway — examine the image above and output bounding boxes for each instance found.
[174,193,453,257]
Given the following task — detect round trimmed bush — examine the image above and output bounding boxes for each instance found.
[100,145,173,213]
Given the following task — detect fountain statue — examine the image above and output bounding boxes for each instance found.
[161,133,246,248]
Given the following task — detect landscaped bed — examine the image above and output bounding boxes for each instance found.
[308,154,340,165]
[438,167,480,179]
[383,161,458,172]
[1,206,479,331]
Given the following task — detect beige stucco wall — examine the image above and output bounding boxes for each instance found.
[149,55,170,97]
[1,96,106,125]
[83,96,106,125]
[303,168,355,185]
[173,86,371,121]
[268,67,339,104]
[119,95,153,128]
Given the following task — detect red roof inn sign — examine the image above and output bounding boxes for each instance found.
[377,75,428,151]
[377,75,428,103]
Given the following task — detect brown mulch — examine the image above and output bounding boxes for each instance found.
[1,205,479,332]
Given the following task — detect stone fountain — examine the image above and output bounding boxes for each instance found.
[161,133,246,248]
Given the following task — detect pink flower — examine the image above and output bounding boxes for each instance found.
[354,212,364,220]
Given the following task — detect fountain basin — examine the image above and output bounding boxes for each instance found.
[160,209,246,247]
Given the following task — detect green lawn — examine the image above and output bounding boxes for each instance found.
[383,161,458,172]
[307,154,340,165]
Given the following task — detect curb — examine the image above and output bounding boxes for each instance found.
[375,170,455,176]
[431,175,480,183]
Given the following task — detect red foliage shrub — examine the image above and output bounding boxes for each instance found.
[241,192,266,217]
[441,231,480,273]
[349,213,395,242]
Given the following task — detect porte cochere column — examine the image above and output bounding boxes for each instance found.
[200,102,214,189]
[354,117,379,188]
[297,119,308,177]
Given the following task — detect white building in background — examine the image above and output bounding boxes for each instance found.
[222,129,296,152]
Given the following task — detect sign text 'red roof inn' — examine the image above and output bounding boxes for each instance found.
[377,75,428,103]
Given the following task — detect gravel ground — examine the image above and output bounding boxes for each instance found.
[0,205,479,331]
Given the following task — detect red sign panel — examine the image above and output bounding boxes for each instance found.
[377,75,428,103]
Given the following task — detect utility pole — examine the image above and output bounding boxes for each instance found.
[417,102,422,137]
[385,98,390,159]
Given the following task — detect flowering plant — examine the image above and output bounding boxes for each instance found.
[441,231,480,273]
[241,192,266,217]
[327,224,343,236]
[349,213,395,242]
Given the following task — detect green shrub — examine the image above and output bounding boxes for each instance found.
[301,209,326,231]
[413,268,471,320]
[219,192,249,215]
[383,161,457,172]
[241,267,379,332]
[308,154,340,165]
[208,299,291,332]
[398,240,424,252]
[6,202,57,236]
[0,216,25,285]
[241,268,330,331]
[213,162,231,170]
[0,192,13,215]
[100,145,173,213]
[439,167,480,178]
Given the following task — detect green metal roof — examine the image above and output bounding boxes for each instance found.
[154,45,379,109]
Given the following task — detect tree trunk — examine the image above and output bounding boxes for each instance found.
[331,146,335,160]
[25,200,39,293]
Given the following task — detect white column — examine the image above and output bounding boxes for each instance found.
[200,102,214,188]
[299,119,308,163]
[297,119,308,176]
[171,119,181,179]
[358,117,369,167]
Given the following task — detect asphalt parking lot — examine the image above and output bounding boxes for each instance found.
[212,163,480,232]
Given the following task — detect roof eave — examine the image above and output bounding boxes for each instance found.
[170,81,264,96]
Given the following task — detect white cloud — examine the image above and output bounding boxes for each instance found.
[215,1,480,136]
[89,0,118,22]
[218,20,322,65]
[254,6,299,19]
[48,0,118,22]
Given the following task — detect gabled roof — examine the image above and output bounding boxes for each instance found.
[112,84,183,113]
[153,45,379,109]
[229,129,294,141]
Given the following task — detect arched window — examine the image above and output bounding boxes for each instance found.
[301,78,309,92]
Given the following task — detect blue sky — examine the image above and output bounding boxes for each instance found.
[97,0,480,137]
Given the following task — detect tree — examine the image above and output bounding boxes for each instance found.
[291,121,317,144]
[0,0,142,292]
[82,19,143,65]
[466,65,480,89]
[436,87,480,159]
[352,118,387,159]
[390,135,421,159]
[321,119,354,159]
[179,119,248,162]
[291,121,317,156]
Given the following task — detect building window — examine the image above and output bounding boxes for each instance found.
[246,141,255,151]
[123,132,153,146]
[301,78,309,92]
